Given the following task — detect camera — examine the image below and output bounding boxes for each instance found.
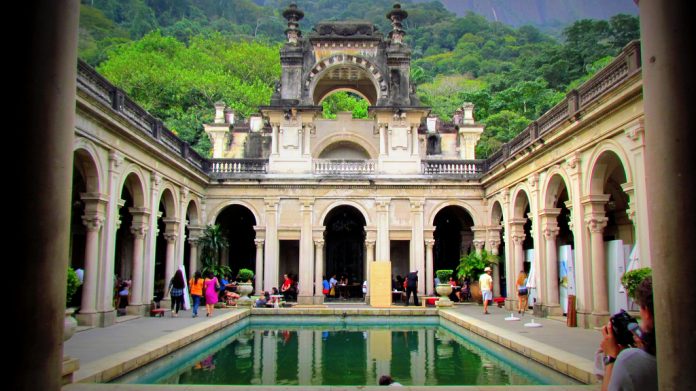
[610,309,638,346]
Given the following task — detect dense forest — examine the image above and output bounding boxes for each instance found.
[79,0,639,158]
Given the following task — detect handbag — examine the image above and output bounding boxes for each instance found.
[518,287,528,296]
[329,287,335,296]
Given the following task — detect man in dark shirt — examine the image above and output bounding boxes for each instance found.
[405,270,419,306]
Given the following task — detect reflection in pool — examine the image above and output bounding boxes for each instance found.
[113,316,578,386]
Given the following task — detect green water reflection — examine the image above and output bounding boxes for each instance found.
[130,320,573,386]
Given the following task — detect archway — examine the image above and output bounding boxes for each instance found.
[308,56,382,106]
[490,201,506,298]
[152,188,177,302]
[318,140,370,159]
[215,204,257,278]
[433,206,475,276]
[544,174,574,314]
[323,205,366,296]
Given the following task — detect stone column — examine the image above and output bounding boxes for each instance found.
[375,198,391,261]
[187,226,203,276]
[425,239,435,295]
[411,125,419,156]
[162,219,180,284]
[410,199,425,294]
[144,172,162,308]
[365,239,375,295]
[508,218,527,282]
[379,123,387,156]
[263,198,280,291]
[488,238,502,297]
[583,194,610,326]
[128,208,150,315]
[540,208,561,316]
[314,238,325,303]
[77,194,107,326]
[640,2,696,387]
[177,187,189,265]
[271,123,279,155]
[254,239,265,294]
[298,198,314,304]
[16,2,79,388]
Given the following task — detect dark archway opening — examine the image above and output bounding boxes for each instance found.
[324,206,366,285]
[216,205,256,277]
[433,206,474,273]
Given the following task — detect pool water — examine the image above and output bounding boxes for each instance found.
[113,316,578,386]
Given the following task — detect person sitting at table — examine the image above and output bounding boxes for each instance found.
[255,291,269,307]
[281,274,297,301]
[448,276,461,302]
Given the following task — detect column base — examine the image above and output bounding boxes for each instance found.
[61,356,80,386]
[590,311,611,327]
[297,295,315,305]
[75,311,99,327]
[542,303,563,317]
[126,304,148,316]
[98,309,117,327]
[313,295,325,305]
[505,298,516,311]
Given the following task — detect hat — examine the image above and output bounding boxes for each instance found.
[484,267,492,272]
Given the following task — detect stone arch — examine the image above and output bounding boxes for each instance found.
[322,204,367,287]
[313,132,379,159]
[316,88,371,104]
[185,198,201,226]
[73,139,104,194]
[585,141,633,196]
[214,203,258,275]
[208,200,261,227]
[307,55,385,105]
[119,166,148,208]
[511,186,532,219]
[489,200,504,225]
[542,167,572,210]
[158,184,179,219]
[319,200,372,226]
[428,200,481,227]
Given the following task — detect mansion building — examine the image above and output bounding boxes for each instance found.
[71,4,646,329]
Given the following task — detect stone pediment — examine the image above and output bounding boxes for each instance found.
[312,21,380,38]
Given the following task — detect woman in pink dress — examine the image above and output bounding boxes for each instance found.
[204,272,220,317]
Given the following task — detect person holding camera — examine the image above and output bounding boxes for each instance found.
[599,276,656,391]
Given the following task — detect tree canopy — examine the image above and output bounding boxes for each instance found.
[81,1,639,158]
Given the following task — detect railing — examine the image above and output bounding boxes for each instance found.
[76,59,209,176]
[313,159,376,175]
[421,160,486,177]
[209,159,268,174]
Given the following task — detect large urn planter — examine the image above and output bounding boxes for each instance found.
[237,282,254,307]
[64,308,78,342]
[469,281,482,303]
[435,284,453,307]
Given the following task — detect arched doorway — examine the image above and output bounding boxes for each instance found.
[544,174,574,315]
[433,206,475,275]
[490,201,506,297]
[216,205,257,278]
[324,205,366,295]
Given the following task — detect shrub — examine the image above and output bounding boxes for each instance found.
[66,266,80,306]
[238,268,254,282]
[621,267,652,299]
[457,249,498,280]
[436,269,453,282]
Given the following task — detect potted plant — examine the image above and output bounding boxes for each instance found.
[435,269,454,307]
[236,268,255,306]
[621,267,651,300]
[457,249,498,303]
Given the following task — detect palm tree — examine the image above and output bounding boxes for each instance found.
[199,224,231,277]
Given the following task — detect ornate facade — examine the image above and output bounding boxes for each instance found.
[71,4,646,329]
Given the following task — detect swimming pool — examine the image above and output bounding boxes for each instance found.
[112,316,579,386]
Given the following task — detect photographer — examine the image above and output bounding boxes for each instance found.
[599,276,657,391]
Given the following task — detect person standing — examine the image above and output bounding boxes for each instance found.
[516,271,529,314]
[189,271,204,318]
[479,266,493,314]
[167,269,186,317]
[405,270,419,306]
[204,271,220,317]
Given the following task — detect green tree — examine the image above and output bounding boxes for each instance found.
[321,92,369,119]
[198,224,231,277]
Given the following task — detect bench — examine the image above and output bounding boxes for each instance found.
[423,296,438,307]
[150,308,167,317]
[493,297,506,308]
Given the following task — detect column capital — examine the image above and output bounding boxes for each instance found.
[510,233,526,244]
[472,240,485,251]
[527,172,540,190]
[409,198,424,211]
[539,208,561,218]
[624,120,645,144]
[254,238,265,247]
[585,216,608,233]
[375,198,391,211]
[314,238,325,247]
[300,197,314,209]
[264,197,280,210]
[365,240,375,248]
[424,239,435,248]
[542,226,560,240]
[82,215,104,232]
[487,238,501,248]
[500,188,510,204]
[180,186,190,201]
[564,152,581,175]
[508,217,527,227]
[130,223,148,238]
[109,150,124,171]
[151,171,162,189]
[163,232,178,242]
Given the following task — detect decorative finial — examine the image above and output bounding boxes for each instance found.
[386,3,408,44]
[282,3,305,44]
